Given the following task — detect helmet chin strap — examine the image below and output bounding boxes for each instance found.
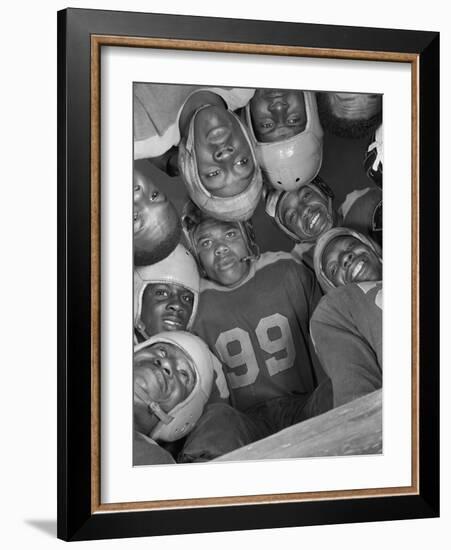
[136,320,151,342]
[134,385,174,425]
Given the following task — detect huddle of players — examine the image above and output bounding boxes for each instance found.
[133,87,383,465]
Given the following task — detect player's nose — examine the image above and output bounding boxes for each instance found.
[167,297,183,312]
[214,242,229,255]
[158,357,174,377]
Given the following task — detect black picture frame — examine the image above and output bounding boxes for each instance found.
[57,7,439,542]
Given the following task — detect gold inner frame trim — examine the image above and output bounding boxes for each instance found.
[90,35,420,514]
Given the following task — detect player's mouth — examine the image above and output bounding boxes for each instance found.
[162,316,185,330]
[215,255,237,271]
[149,365,168,393]
[347,256,368,282]
[301,207,327,236]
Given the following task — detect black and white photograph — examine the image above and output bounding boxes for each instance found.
[132,84,383,466]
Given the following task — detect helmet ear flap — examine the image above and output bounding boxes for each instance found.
[135,319,149,340]
[312,176,335,200]
[242,220,260,259]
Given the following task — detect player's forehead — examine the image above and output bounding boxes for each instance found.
[194,219,241,241]
[298,184,322,198]
[323,236,360,258]
[146,282,190,295]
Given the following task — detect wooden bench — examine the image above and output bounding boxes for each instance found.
[214,389,382,462]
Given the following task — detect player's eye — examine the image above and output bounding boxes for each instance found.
[287,209,297,225]
[225,230,237,239]
[134,185,140,192]
[155,288,169,297]
[200,239,211,248]
[182,294,193,304]
[150,191,159,201]
[133,212,138,221]
[287,116,301,125]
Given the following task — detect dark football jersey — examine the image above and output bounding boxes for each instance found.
[193,252,322,412]
[339,186,383,247]
[310,281,382,407]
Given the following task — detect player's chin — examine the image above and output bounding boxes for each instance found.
[214,265,247,287]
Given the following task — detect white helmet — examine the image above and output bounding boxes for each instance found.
[245,91,323,191]
[265,176,336,243]
[313,227,382,293]
[178,105,263,222]
[134,331,214,442]
[134,244,200,335]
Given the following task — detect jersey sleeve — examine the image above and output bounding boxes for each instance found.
[292,259,323,319]
[178,402,262,462]
[133,431,176,465]
[310,284,382,407]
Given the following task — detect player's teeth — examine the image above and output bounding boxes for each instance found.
[351,260,364,279]
[310,212,320,229]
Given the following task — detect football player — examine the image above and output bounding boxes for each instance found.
[177,89,263,222]
[244,89,324,191]
[182,200,332,436]
[133,162,182,266]
[134,244,200,341]
[264,176,338,269]
[317,92,382,139]
[133,331,214,464]
[313,227,382,293]
[311,281,382,407]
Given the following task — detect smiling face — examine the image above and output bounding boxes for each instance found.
[317,92,382,139]
[194,219,250,287]
[193,106,255,198]
[133,342,197,433]
[278,184,334,241]
[250,89,307,143]
[322,235,382,288]
[140,283,194,336]
[133,170,181,265]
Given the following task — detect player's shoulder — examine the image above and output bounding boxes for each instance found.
[314,281,382,319]
[255,250,297,271]
[256,251,316,290]
[339,187,371,218]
